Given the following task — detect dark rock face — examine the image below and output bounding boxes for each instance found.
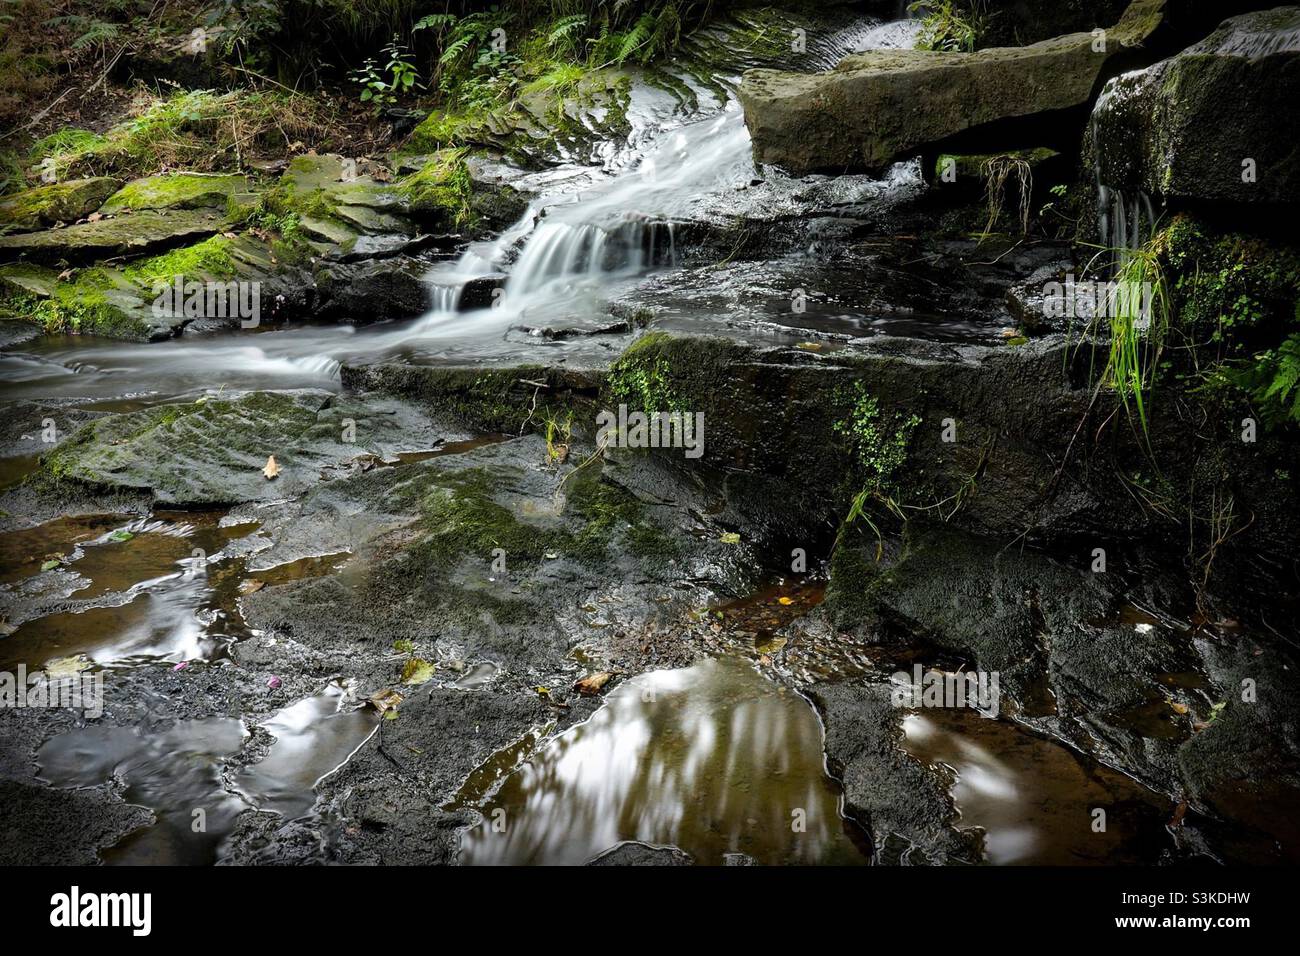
[1087,6,1300,208]
[810,522,1300,862]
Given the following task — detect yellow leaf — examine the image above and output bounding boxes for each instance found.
[777,596,794,606]
[401,658,435,685]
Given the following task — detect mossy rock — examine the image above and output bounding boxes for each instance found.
[98,172,250,214]
[739,0,1164,175]
[0,262,168,340]
[0,208,223,264]
[1087,7,1300,206]
[0,178,121,232]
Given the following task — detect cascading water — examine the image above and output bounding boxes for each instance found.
[415,14,923,330]
[1,14,929,404]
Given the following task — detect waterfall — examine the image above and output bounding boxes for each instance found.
[416,106,752,324]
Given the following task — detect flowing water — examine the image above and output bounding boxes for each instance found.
[0,13,1214,866]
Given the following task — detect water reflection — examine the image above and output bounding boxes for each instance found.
[37,718,249,865]
[457,657,869,865]
[901,709,1173,865]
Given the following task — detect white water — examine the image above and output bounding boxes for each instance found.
[0,17,925,403]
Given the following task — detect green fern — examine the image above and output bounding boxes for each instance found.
[1241,332,1300,426]
[547,14,589,52]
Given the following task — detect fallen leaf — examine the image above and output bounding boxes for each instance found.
[267,675,282,690]
[1169,800,1188,828]
[777,596,794,606]
[109,530,133,542]
[57,269,74,281]
[263,455,280,480]
[87,212,102,222]
[401,658,435,685]
[1170,701,1188,715]
[240,579,265,595]
[369,687,403,713]
[720,532,741,545]
[535,685,550,697]
[40,558,62,571]
[575,672,613,696]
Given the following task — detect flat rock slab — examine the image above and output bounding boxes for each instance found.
[739,0,1165,174]
[99,172,251,213]
[38,390,457,506]
[0,208,223,264]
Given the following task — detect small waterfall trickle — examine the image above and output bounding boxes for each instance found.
[1098,184,1156,264]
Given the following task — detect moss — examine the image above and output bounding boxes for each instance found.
[821,540,891,629]
[0,267,145,338]
[1159,214,1300,353]
[396,148,476,228]
[26,91,330,180]
[411,461,678,579]
[100,172,246,212]
[607,331,688,413]
[566,467,680,565]
[122,236,239,287]
[0,177,119,228]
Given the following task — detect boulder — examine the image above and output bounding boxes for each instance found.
[0,178,121,232]
[739,0,1167,174]
[1087,6,1300,207]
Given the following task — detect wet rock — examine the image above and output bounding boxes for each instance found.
[0,779,154,865]
[0,177,121,232]
[819,521,1300,860]
[31,390,455,507]
[0,262,178,340]
[589,841,695,865]
[1087,7,1300,208]
[810,681,980,864]
[739,0,1165,174]
[235,433,733,684]
[313,257,430,321]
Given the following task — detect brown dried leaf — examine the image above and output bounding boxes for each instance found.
[368,688,403,713]
[262,455,280,480]
[575,672,613,696]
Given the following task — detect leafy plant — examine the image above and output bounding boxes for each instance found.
[1233,331,1300,427]
[909,0,990,52]
[349,35,420,111]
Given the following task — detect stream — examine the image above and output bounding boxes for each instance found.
[0,11,1267,867]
